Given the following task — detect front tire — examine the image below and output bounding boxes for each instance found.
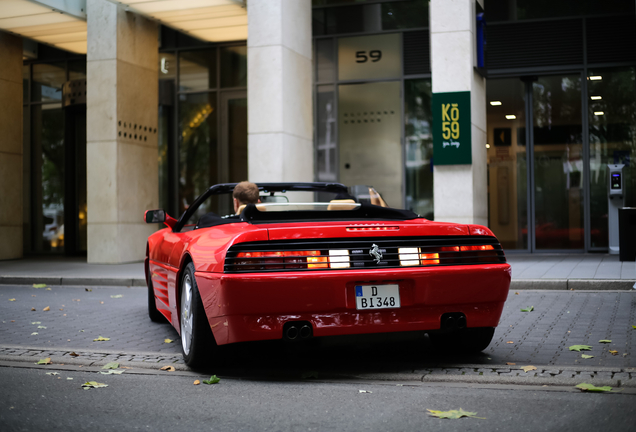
[180,262,216,368]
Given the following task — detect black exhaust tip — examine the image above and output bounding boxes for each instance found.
[299,324,312,339]
[456,315,466,329]
[286,325,299,340]
[283,321,313,341]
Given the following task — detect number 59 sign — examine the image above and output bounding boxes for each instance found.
[432,91,472,165]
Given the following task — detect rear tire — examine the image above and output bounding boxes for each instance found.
[429,327,495,354]
[180,262,216,368]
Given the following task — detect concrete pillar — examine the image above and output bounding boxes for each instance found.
[86,0,158,263]
[431,0,487,225]
[247,0,314,182]
[0,32,23,260]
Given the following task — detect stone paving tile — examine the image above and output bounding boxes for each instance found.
[620,262,636,280]
[595,258,623,279]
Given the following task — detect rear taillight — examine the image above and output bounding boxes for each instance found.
[236,250,350,270]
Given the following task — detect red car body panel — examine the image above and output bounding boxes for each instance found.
[146,218,511,343]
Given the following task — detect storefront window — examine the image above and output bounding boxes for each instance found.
[179,50,217,92]
[486,79,528,249]
[381,0,428,30]
[316,85,337,181]
[588,67,636,248]
[315,39,335,83]
[404,79,433,219]
[32,62,65,103]
[220,46,247,88]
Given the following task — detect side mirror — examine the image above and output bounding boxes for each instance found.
[145,209,166,224]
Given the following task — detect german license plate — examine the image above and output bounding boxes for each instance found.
[355,284,400,310]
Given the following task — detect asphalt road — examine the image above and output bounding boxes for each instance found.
[1,366,635,432]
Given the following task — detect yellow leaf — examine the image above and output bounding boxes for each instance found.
[609,350,618,355]
[506,362,516,365]
[164,338,173,343]
[9,298,16,301]
[33,284,47,288]
[514,292,519,295]
[521,365,537,373]
[36,357,52,365]
[43,306,50,311]
[193,380,200,385]
[93,336,110,341]
[506,341,514,344]
[31,307,36,311]
[160,366,175,372]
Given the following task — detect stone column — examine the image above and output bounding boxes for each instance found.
[431,0,487,225]
[247,0,314,182]
[86,0,158,263]
[0,32,23,260]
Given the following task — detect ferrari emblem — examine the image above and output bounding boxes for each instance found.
[369,244,382,264]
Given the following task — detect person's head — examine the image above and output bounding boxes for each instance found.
[233,181,260,213]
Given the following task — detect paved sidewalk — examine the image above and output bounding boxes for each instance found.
[0,253,634,289]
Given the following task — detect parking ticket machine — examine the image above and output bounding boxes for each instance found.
[608,164,625,254]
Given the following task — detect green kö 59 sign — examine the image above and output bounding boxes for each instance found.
[432,91,472,165]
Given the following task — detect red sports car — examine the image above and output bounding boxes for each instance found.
[145,182,511,367]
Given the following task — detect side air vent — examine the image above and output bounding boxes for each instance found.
[487,19,583,70]
[586,16,636,64]
[403,30,430,75]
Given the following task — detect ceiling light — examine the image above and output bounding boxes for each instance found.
[486,144,491,149]
[588,76,602,80]
[590,96,602,100]
[490,101,502,106]
[505,115,516,120]
[594,111,604,116]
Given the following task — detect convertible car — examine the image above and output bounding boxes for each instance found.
[145,182,511,367]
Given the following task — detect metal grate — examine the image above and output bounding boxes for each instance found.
[403,31,430,75]
[486,19,583,70]
[224,236,506,273]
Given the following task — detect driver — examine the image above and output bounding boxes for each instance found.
[233,181,260,214]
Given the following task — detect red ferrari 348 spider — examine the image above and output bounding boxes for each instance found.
[145,182,511,367]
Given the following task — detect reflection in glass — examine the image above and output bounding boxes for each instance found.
[227,97,248,182]
[179,92,217,215]
[23,65,29,103]
[68,60,86,80]
[32,104,65,252]
[316,85,337,181]
[485,0,634,21]
[486,79,528,249]
[533,75,583,249]
[404,79,433,219]
[158,104,171,213]
[381,0,428,30]
[220,46,247,88]
[315,39,335,83]
[588,67,636,248]
[159,53,177,80]
[179,50,217,92]
[32,63,66,102]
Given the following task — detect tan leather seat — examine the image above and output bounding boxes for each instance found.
[327,199,357,211]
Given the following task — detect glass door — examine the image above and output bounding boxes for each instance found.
[531,74,584,250]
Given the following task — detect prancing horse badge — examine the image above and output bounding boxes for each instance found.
[369,244,382,264]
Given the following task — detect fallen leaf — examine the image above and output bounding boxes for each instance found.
[31,308,36,311]
[43,306,50,311]
[67,377,73,380]
[37,326,47,329]
[72,299,80,302]
[32,295,36,297]
[427,408,485,420]
[358,390,372,393]
[521,365,537,372]
[45,372,59,376]
[46,288,51,291]
[609,350,618,355]
[8,298,16,301]
[203,375,220,385]
[520,306,534,312]
[598,340,612,343]
[31,322,41,325]
[581,354,594,359]
[99,301,104,304]
[576,383,615,392]
[100,370,124,375]
[569,345,592,352]
[160,366,176,372]
[632,325,636,330]
[164,338,173,343]
[79,330,84,332]
[120,366,132,369]
[506,341,514,344]
[506,362,516,365]
[93,336,110,341]
[81,381,108,390]
[37,357,52,365]
[110,295,123,299]
[102,362,120,370]
[194,380,201,385]
[85,288,92,292]
[69,352,79,357]
[31,332,38,335]
[515,292,519,295]
[33,284,47,288]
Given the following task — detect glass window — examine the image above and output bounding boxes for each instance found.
[533,74,583,250]
[32,104,65,252]
[404,79,433,219]
[316,85,337,181]
[381,0,428,30]
[588,67,636,248]
[313,3,384,35]
[23,65,29,103]
[485,0,635,22]
[32,62,65,103]
[316,39,335,83]
[220,46,247,88]
[158,104,171,213]
[68,60,86,80]
[159,53,177,80]
[179,50,217,92]
[486,79,528,249]
[178,92,217,215]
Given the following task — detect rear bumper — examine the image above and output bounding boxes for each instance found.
[195,264,511,345]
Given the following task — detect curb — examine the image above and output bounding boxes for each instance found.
[0,276,146,287]
[510,279,635,290]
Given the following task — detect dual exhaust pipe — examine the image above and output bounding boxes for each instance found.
[283,321,313,341]
[441,312,467,331]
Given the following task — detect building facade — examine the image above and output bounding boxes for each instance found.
[0,0,634,263]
